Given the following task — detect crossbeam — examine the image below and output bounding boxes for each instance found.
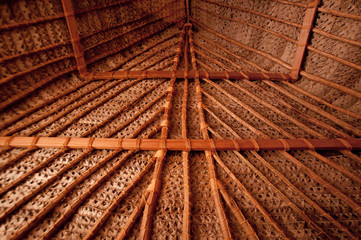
[83,70,293,81]
[0,137,359,151]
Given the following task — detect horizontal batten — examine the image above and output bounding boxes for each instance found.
[83,71,293,81]
[0,137,359,151]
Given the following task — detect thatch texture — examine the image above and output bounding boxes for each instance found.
[0,0,360,239]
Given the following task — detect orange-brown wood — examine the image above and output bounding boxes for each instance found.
[61,0,87,75]
[1,137,360,151]
[290,0,320,79]
[84,70,293,81]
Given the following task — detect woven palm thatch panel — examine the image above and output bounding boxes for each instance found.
[0,0,361,239]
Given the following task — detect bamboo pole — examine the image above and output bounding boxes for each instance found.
[283,82,361,120]
[200,90,265,137]
[0,73,165,182]
[194,33,266,71]
[0,66,77,113]
[205,77,328,138]
[202,76,361,184]
[7,108,163,240]
[191,20,361,98]
[281,151,361,216]
[188,24,233,240]
[36,60,170,137]
[196,56,361,217]
[138,26,186,240]
[0,0,133,33]
[115,193,149,240]
[195,49,350,138]
[299,71,361,99]
[239,80,349,138]
[0,147,36,172]
[0,78,94,131]
[312,27,361,47]
[199,50,360,135]
[341,150,361,165]
[79,0,177,39]
[190,17,292,70]
[103,94,166,139]
[0,150,65,196]
[86,70,293,81]
[310,151,361,184]
[249,150,359,240]
[267,0,307,8]
[217,180,260,240]
[75,0,131,15]
[290,0,320,79]
[263,80,361,136]
[0,149,90,223]
[0,14,64,32]
[196,36,361,221]
[83,9,184,52]
[110,33,178,71]
[27,79,143,137]
[82,153,157,240]
[0,54,73,86]
[62,0,87,75]
[85,16,185,66]
[201,71,361,185]
[318,7,361,21]
[0,137,360,151]
[200,78,295,139]
[196,35,360,131]
[0,41,71,64]
[210,128,351,240]
[0,64,168,221]
[209,146,289,239]
[2,79,110,136]
[307,45,361,71]
[194,33,361,120]
[185,0,190,23]
[194,6,298,44]
[45,133,165,240]
[200,0,302,28]
[112,40,177,72]
[8,150,120,240]
[124,44,178,71]
[182,30,191,240]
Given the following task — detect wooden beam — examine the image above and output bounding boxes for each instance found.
[61,0,87,75]
[1,137,359,151]
[290,0,320,79]
[84,70,293,81]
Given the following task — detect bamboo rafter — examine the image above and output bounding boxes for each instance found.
[194,46,359,137]
[195,57,361,219]
[197,46,361,191]
[290,0,320,79]
[1,137,360,151]
[188,24,233,240]
[1,1,361,239]
[182,21,191,240]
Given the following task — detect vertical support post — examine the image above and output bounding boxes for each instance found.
[290,0,320,80]
[61,0,87,76]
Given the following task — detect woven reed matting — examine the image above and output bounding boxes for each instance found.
[1,0,361,239]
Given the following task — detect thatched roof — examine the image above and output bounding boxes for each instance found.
[0,0,360,239]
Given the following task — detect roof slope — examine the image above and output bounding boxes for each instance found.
[0,0,361,239]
